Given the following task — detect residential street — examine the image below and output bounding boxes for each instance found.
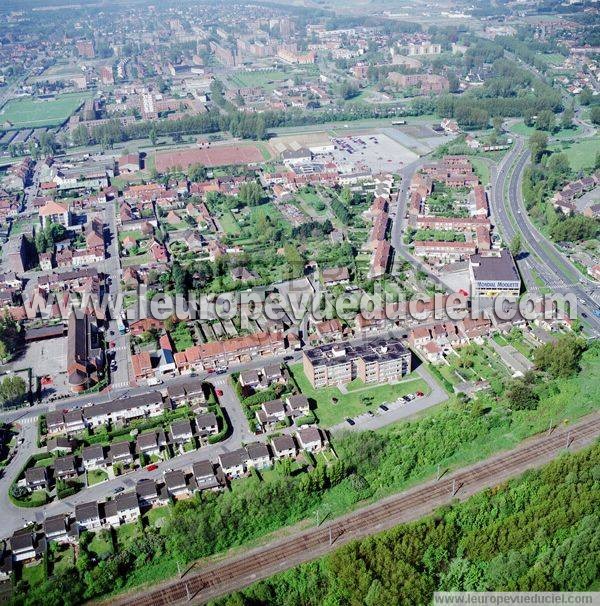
[111,411,600,606]
[0,356,445,538]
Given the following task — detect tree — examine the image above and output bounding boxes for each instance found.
[188,163,207,182]
[533,334,586,379]
[72,123,90,147]
[535,109,555,132]
[505,379,539,411]
[0,315,19,362]
[339,80,359,100]
[549,215,599,243]
[35,230,49,254]
[509,234,522,257]
[171,262,188,295]
[590,106,600,126]
[529,131,548,163]
[0,375,27,406]
[560,105,575,130]
[238,181,265,207]
[579,88,593,106]
[545,152,571,183]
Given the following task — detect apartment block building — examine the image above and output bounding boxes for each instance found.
[303,338,411,388]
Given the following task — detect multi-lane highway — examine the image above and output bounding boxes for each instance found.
[490,136,600,336]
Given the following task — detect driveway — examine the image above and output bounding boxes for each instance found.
[329,365,447,433]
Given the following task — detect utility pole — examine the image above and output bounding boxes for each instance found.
[186,584,191,602]
[547,418,553,435]
[329,526,332,546]
[436,464,441,481]
[451,479,457,496]
[316,509,319,527]
[177,561,182,578]
[566,431,572,449]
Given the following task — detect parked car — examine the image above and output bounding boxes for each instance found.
[215,389,224,397]
[146,464,158,471]
[416,391,424,397]
[379,404,389,412]
[113,486,124,494]
[345,418,355,426]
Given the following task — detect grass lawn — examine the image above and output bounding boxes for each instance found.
[10,218,32,236]
[87,469,109,486]
[219,211,241,236]
[550,136,600,172]
[35,456,54,468]
[509,121,582,141]
[116,521,140,549]
[122,253,150,267]
[288,363,429,427]
[540,53,567,66]
[493,333,509,346]
[118,229,145,243]
[21,562,45,586]
[230,69,288,89]
[18,490,48,507]
[171,323,194,351]
[256,142,272,161]
[51,545,75,574]
[436,362,462,387]
[247,202,284,223]
[145,505,170,528]
[448,344,511,384]
[0,92,90,130]
[471,157,490,185]
[89,532,113,558]
[505,330,535,360]
[299,190,327,215]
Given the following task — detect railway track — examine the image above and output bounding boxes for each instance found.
[109,413,600,606]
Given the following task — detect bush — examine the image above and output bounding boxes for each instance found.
[295,412,317,427]
[207,407,229,444]
[56,480,82,500]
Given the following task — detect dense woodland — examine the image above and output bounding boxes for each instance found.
[213,443,600,605]
[8,339,599,605]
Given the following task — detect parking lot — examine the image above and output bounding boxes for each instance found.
[329,366,449,434]
[17,337,71,399]
[330,133,418,173]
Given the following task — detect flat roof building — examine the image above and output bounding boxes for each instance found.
[303,337,411,388]
[469,249,521,298]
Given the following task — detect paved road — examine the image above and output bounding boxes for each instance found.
[103,199,132,390]
[490,136,600,336]
[389,160,446,288]
[0,361,445,539]
[0,375,254,536]
[111,411,600,606]
[329,364,446,433]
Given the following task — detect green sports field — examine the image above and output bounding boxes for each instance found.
[230,70,288,89]
[0,92,90,130]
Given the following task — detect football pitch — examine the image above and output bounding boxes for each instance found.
[0,92,90,130]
